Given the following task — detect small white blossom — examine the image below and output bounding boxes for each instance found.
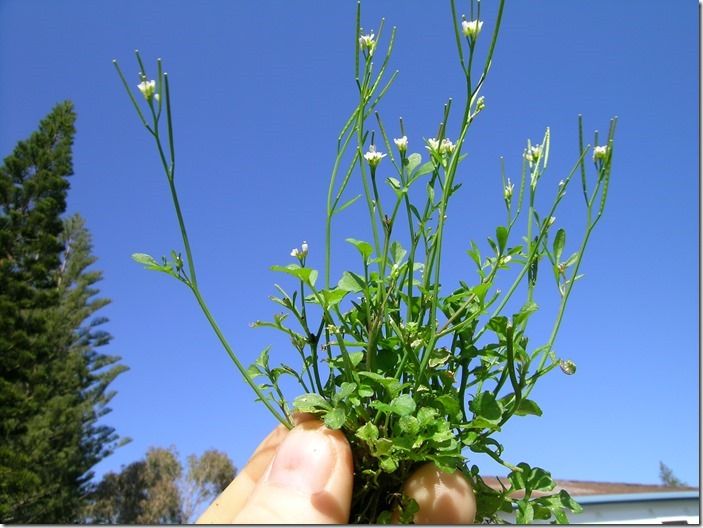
[393,136,408,153]
[593,145,608,161]
[525,144,542,164]
[427,137,456,156]
[364,145,386,168]
[290,241,308,260]
[504,178,514,201]
[548,216,556,226]
[462,19,483,41]
[558,179,565,187]
[137,79,156,101]
[476,96,486,112]
[500,255,512,265]
[359,33,376,55]
[426,138,441,154]
[440,138,455,154]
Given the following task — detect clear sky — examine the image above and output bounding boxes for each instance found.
[1,0,699,490]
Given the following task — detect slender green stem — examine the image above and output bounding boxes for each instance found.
[191,288,290,427]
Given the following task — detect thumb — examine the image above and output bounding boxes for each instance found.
[233,420,353,524]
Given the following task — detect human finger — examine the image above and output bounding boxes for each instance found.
[196,414,315,524]
[401,462,477,524]
[232,419,354,524]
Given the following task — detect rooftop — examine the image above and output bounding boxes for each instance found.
[481,476,699,499]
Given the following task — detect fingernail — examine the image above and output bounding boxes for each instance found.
[265,426,335,494]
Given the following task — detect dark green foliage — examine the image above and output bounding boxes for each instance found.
[0,102,127,522]
[659,461,687,488]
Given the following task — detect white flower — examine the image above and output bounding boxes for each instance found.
[525,144,542,164]
[593,145,608,161]
[290,241,308,259]
[426,137,456,160]
[359,33,376,55]
[558,179,565,187]
[393,136,408,153]
[364,145,386,168]
[504,178,514,201]
[137,79,156,101]
[500,255,512,265]
[426,138,441,154]
[440,138,455,154]
[462,19,483,41]
[548,216,556,226]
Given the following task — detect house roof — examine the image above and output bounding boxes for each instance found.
[481,476,699,499]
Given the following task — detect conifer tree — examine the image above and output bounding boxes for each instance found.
[0,102,127,522]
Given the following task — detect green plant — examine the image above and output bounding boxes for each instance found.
[114,1,616,523]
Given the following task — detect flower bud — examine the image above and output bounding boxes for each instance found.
[560,359,577,375]
[504,178,514,201]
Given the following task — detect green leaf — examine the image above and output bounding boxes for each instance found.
[357,383,374,397]
[321,288,348,307]
[358,372,403,397]
[254,346,271,370]
[270,264,318,287]
[293,393,331,413]
[513,301,539,325]
[496,226,508,253]
[389,394,416,416]
[132,252,159,267]
[414,160,435,178]
[471,391,503,424]
[390,240,407,264]
[435,394,461,417]
[349,352,365,368]
[386,177,401,191]
[514,399,543,417]
[346,238,373,260]
[324,406,346,429]
[379,456,398,473]
[336,382,357,401]
[416,406,438,427]
[553,228,566,262]
[559,489,583,513]
[398,415,419,435]
[406,152,422,173]
[355,421,379,443]
[337,271,365,292]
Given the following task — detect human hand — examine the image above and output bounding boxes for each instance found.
[197,414,476,524]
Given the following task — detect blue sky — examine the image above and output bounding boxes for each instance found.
[1,0,699,490]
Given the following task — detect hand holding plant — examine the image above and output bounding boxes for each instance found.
[114,1,616,523]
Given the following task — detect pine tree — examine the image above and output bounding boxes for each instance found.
[0,102,127,522]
